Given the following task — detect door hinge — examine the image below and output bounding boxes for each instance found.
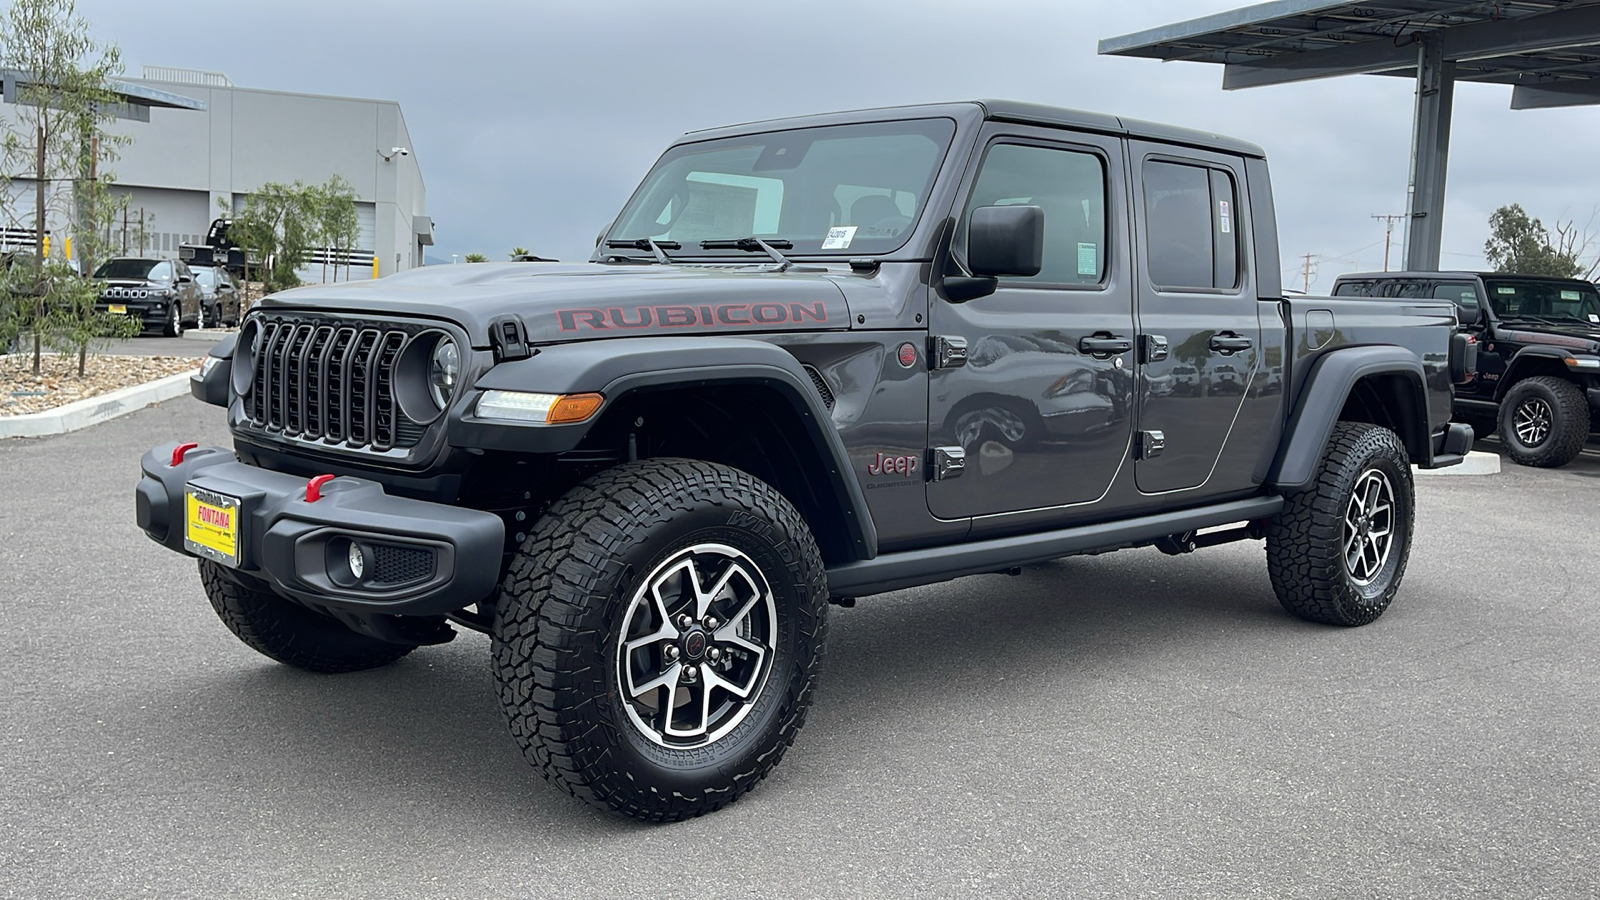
[1137,430,1165,460]
[928,335,968,369]
[1142,334,1169,363]
[930,445,966,480]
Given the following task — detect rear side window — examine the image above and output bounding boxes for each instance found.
[1381,280,1427,298]
[1143,160,1240,291]
[1431,282,1480,313]
[1333,280,1373,296]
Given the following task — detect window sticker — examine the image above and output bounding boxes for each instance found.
[1218,199,1232,234]
[1590,314,1600,324]
[1077,242,1098,276]
[1561,289,1581,301]
[1497,286,1517,294]
[821,225,857,250]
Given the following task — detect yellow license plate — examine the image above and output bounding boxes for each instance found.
[108,303,126,315]
[184,487,240,567]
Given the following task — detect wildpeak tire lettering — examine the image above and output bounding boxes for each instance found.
[557,302,828,332]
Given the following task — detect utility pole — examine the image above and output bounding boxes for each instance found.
[1300,252,1317,294]
[1372,214,1406,271]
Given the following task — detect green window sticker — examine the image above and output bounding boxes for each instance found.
[1077,242,1098,277]
[1497,286,1517,294]
[1561,290,1581,301]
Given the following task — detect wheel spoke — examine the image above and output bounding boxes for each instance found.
[703,661,758,700]
[629,661,681,702]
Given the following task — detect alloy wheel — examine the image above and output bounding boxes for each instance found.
[615,543,777,749]
[1513,397,1553,447]
[1342,468,1395,586]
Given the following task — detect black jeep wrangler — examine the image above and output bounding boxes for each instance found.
[138,101,1472,821]
[1334,271,1600,467]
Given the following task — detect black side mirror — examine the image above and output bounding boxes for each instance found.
[1457,304,1482,327]
[969,205,1043,278]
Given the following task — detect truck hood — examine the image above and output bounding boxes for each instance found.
[256,262,852,347]
[1496,321,1600,354]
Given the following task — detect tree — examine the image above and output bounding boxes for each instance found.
[0,0,132,374]
[310,175,357,283]
[231,181,315,295]
[464,253,487,263]
[1484,204,1584,278]
[509,246,529,259]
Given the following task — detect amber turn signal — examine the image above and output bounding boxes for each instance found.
[547,392,605,424]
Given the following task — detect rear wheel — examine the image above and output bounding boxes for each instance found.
[199,560,415,672]
[1498,376,1588,468]
[1265,422,1415,626]
[491,458,828,822]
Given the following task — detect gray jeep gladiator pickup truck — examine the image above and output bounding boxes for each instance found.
[137,100,1473,821]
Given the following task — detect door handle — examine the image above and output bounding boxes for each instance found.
[1209,332,1252,353]
[1079,333,1133,356]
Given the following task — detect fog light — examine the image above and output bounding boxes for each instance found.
[348,542,366,580]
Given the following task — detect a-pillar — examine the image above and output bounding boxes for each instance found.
[1403,33,1455,272]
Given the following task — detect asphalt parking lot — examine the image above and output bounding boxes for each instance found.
[2,398,1596,899]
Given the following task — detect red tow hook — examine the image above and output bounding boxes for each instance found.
[305,474,337,503]
[171,443,199,467]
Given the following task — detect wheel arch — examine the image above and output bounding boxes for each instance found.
[1496,348,1580,402]
[454,336,878,564]
[1269,346,1431,492]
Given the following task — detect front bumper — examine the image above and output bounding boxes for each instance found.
[97,299,170,331]
[135,442,504,617]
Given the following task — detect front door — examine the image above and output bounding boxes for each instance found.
[927,125,1135,520]
[1129,144,1262,495]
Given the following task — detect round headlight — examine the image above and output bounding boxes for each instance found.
[428,338,459,409]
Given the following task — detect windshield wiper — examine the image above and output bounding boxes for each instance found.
[700,237,794,270]
[605,238,680,264]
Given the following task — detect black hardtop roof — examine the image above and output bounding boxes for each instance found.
[678,100,1265,158]
[1337,270,1597,286]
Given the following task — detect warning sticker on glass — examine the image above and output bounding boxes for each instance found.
[1218,200,1232,234]
[1077,242,1098,276]
[821,226,857,250]
[1561,289,1581,301]
[1497,286,1517,294]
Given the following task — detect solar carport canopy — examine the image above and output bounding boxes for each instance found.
[1099,0,1600,110]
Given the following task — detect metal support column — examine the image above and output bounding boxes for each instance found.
[1403,34,1455,272]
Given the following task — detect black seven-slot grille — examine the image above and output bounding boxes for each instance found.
[244,315,427,452]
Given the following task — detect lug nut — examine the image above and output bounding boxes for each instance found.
[704,616,719,629]
[683,665,698,682]
[707,647,721,661]
[664,645,679,661]
[678,615,693,629]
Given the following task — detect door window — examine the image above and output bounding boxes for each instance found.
[1143,160,1240,291]
[1431,282,1481,315]
[958,142,1107,286]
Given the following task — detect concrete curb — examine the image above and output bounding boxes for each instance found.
[0,371,194,439]
[1414,450,1501,476]
[183,328,236,342]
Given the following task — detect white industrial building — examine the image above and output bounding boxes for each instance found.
[1,65,432,278]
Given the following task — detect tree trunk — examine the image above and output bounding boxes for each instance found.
[34,124,47,376]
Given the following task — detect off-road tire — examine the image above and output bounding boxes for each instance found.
[491,458,828,822]
[1497,376,1588,468]
[162,303,184,338]
[1265,422,1415,626]
[198,560,415,671]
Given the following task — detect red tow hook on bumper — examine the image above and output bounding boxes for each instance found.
[304,474,337,503]
[170,442,198,467]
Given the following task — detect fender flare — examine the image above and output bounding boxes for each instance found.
[1497,346,1578,401]
[449,336,877,560]
[1268,345,1429,492]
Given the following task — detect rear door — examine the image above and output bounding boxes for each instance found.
[1129,144,1263,495]
[926,124,1134,521]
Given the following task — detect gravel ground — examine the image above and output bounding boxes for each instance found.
[0,352,197,416]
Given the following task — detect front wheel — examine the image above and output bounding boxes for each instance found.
[1265,422,1415,626]
[162,303,184,338]
[1498,376,1588,468]
[491,458,828,822]
[199,560,415,671]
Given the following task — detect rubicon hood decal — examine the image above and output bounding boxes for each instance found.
[255,262,852,345]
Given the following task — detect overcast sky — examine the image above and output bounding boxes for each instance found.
[73,0,1600,291]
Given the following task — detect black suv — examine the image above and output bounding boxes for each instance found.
[138,101,1471,821]
[1334,271,1600,467]
[92,257,204,337]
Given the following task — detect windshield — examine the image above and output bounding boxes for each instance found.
[606,118,957,257]
[93,258,163,280]
[193,269,217,288]
[1483,279,1600,325]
